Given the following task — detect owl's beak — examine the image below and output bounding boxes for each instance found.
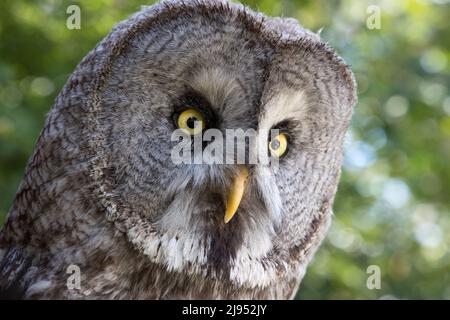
[224,167,249,224]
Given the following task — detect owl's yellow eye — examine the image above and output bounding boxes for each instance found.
[177,108,205,135]
[268,133,288,158]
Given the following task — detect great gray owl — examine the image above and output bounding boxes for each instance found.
[0,0,356,299]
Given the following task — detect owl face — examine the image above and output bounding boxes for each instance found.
[88,0,356,288]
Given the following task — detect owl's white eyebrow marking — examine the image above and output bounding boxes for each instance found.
[259,89,311,130]
[189,67,239,113]
[256,89,310,170]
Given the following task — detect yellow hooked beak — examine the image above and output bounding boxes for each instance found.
[224,167,249,224]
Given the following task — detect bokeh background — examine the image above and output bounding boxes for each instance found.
[0,0,449,299]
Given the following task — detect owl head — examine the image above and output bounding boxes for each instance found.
[57,0,356,291]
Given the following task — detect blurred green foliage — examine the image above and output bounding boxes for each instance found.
[0,0,449,299]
